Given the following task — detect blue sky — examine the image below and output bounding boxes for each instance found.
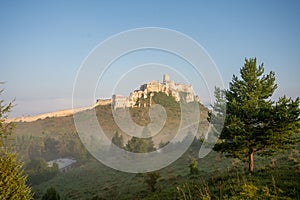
[1,1,300,117]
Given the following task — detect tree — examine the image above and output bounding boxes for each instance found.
[189,159,199,175]
[126,127,156,153]
[0,88,14,147]
[0,87,33,199]
[144,171,160,192]
[26,158,59,185]
[0,151,33,199]
[125,136,155,153]
[111,131,124,148]
[44,137,59,155]
[210,58,300,173]
[42,187,60,200]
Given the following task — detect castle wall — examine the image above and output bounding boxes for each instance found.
[96,99,112,106]
[111,74,197,109]
[112,95,130,109]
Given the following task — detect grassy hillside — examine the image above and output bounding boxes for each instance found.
[13,92,208,142]
[10,92,300,199]
[12,92,209,162]
[31,144,300,199]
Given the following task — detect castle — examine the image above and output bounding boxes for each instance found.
[111,74,198,109]
[8,75,198,123]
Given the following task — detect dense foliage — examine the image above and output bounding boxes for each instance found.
[189,159,199,175]
[0,87,33,199]
[210,58,300,173]
[42,187,60,200]
[26,158,59,185]
[126,136,156,153]
[0,151,33,199]
[144,171,160,192]
[111,131,124,148]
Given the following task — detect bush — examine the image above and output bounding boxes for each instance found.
[42,187,60,200]
[189,159,199,175]
[26,158,59,185]
[144,171,160,192]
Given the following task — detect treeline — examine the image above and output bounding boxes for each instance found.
[111,128,200,154]
[111,128,156,153]
[25,158,59,185]
[13,132,90,162]
[11,132,91,186]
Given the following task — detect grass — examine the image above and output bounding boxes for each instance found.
[28,145,300,199]
[13,92,209,146]
[9,92,299,199]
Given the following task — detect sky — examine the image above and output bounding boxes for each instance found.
[1,1,300,117]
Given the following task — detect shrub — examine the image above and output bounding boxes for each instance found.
[189,159,199,175]
[42,187,60,200]
[144,171,160,192]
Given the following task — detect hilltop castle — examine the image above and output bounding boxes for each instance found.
[111,74,198,109]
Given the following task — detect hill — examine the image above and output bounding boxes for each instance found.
[11,92,208,161]
[6,106,92,123]
[9,92,300,199]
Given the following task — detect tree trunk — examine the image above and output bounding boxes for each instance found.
[249,147,254,173]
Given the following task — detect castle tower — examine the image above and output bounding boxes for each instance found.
[163,74,170,84]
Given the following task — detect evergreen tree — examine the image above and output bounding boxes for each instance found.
[26,158,59,185]
[126,127,156,153]
[210,58,300,173]
[189,159,199,175]
[126,136,156,153]
[0,87,33,199]
[0,151,33,199]
[144,171,160,192]
[42,187,60,200]
[111,131,124,148]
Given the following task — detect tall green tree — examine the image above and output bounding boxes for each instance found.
[0,87,33,199]
[210,58,300,173]
[42,187,60,200]
[189,159,199,175]
[126,136,156,153]
[126,127,156,153]
[111,131,124,148]
[144,171,160,192]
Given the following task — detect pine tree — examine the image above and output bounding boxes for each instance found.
[42,187,60,200]
[126,127,156,153]
[0,151,33,199]
[210,58,300,173]
[111,131,124,148]
[189,159,199,175]
[125,136,156,153]
[144,171,160,192]
[0,87,33,199]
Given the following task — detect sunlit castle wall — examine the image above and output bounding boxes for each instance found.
[111,74,197,109]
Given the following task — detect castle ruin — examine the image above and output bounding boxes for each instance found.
[111,74,198,109]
